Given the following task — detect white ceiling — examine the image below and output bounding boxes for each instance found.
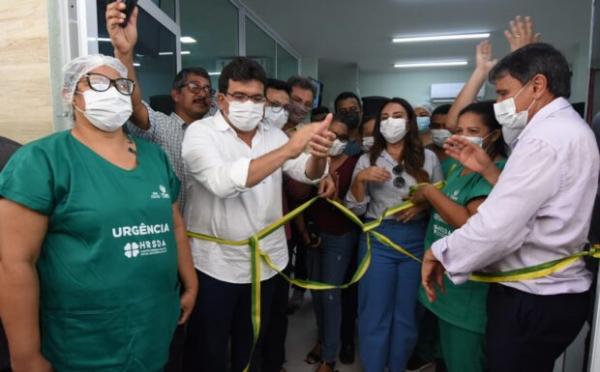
[240,0,593,72]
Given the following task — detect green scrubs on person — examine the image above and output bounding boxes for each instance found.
[440,157,458,178]
[0,131,181,372]
[419,160,506,372]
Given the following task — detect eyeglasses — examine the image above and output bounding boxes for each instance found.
[392,164,406,188]
[226,92,266,104]
[267,101,288,113]
[83,73,135,96]
[179,81,215,96]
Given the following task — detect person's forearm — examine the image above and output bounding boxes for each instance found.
[480,163,501,186]
[304,156,327,180]
[423,185,470,228]
[172,207,198,295]
[446,68,488,131]
[0,261,42,367]
[114,51,149,129]
[246,146,292,188]
[350,176,367,203]
[175,228,198,294]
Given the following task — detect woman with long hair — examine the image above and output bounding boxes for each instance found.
[346,98,443,371]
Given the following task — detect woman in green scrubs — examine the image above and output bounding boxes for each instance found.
[0,55,197,372]
[410,101,506,372]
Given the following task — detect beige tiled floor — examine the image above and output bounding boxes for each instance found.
[283,292,435,372]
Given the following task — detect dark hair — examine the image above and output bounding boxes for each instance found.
[218,57,267,94]
[370,98,429,182]
[266,78,291,95]
[311,106,330,116]
[458,100,507,158]
[287,76,316,98]
[431,104,451,117]
[489,42,571,98]
[358,114,376,135]
[172,67,211,90]
[334,91,362,112]
[331,113,351,129]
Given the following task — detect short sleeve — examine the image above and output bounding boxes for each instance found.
[0,145,54,215]
[126,101,170,142]
[425,149,444,183]
[465,159,507,204]
[160,149,181,204]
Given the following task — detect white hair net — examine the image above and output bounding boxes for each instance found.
[416,103,433,114]
[62,54,128,116]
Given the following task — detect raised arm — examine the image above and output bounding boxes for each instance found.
[183,115,334,199]
[446,40,497,131]
[247,115,333,187]
[106,1,149,129]
[446,16,540,131]
[0,200,51,372]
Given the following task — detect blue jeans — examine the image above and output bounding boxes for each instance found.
[358,218,426,372]
[310,231,358,362]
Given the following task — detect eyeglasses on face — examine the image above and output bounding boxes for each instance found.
[226,92,266,104]
[180,81,215,96]
[266,100,289,113]
[83,73,135,96]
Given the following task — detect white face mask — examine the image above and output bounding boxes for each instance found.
[361,136,375,151]
[226,100,265,132]
[493,84,535,147]
[75,87,132,132]
[430,129,452,147]
[329,139,347,156]
[264,106,289,129]
[380,117,407,144]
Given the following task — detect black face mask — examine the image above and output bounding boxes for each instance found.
[342,111,361,130]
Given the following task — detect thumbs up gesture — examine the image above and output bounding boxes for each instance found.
[285,114,336,158]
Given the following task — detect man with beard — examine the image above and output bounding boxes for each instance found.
[283,76,316,135]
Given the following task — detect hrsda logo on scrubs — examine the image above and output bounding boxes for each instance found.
[151,185,170,200]
[123,240,168,258]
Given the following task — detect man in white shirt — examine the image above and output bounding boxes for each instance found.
[181,57,334,372]
[421,43,600,372]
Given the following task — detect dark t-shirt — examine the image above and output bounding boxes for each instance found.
[308,155,360,235]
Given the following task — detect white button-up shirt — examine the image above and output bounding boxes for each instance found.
[182,111,323,284]
[432,97,600,295]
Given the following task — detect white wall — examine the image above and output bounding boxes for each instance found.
[358,67,495,109]
[318,59,359,109]
[565,40,592,104]
[358,41,591,110]
[300,57,319,79]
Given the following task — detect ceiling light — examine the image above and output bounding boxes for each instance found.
[209,72,221,76]
[180,36,197,44]
[133,62,141,67]
[392,33,490,43]
[181,51,191,55]
[159,52,174,56]
[394,60,468,68]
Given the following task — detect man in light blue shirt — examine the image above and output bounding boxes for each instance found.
[422,43,599,372]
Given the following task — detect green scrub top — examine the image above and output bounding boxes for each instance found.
[0,131,181,371]
[419,159,506,334]
[440,157,458,179]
